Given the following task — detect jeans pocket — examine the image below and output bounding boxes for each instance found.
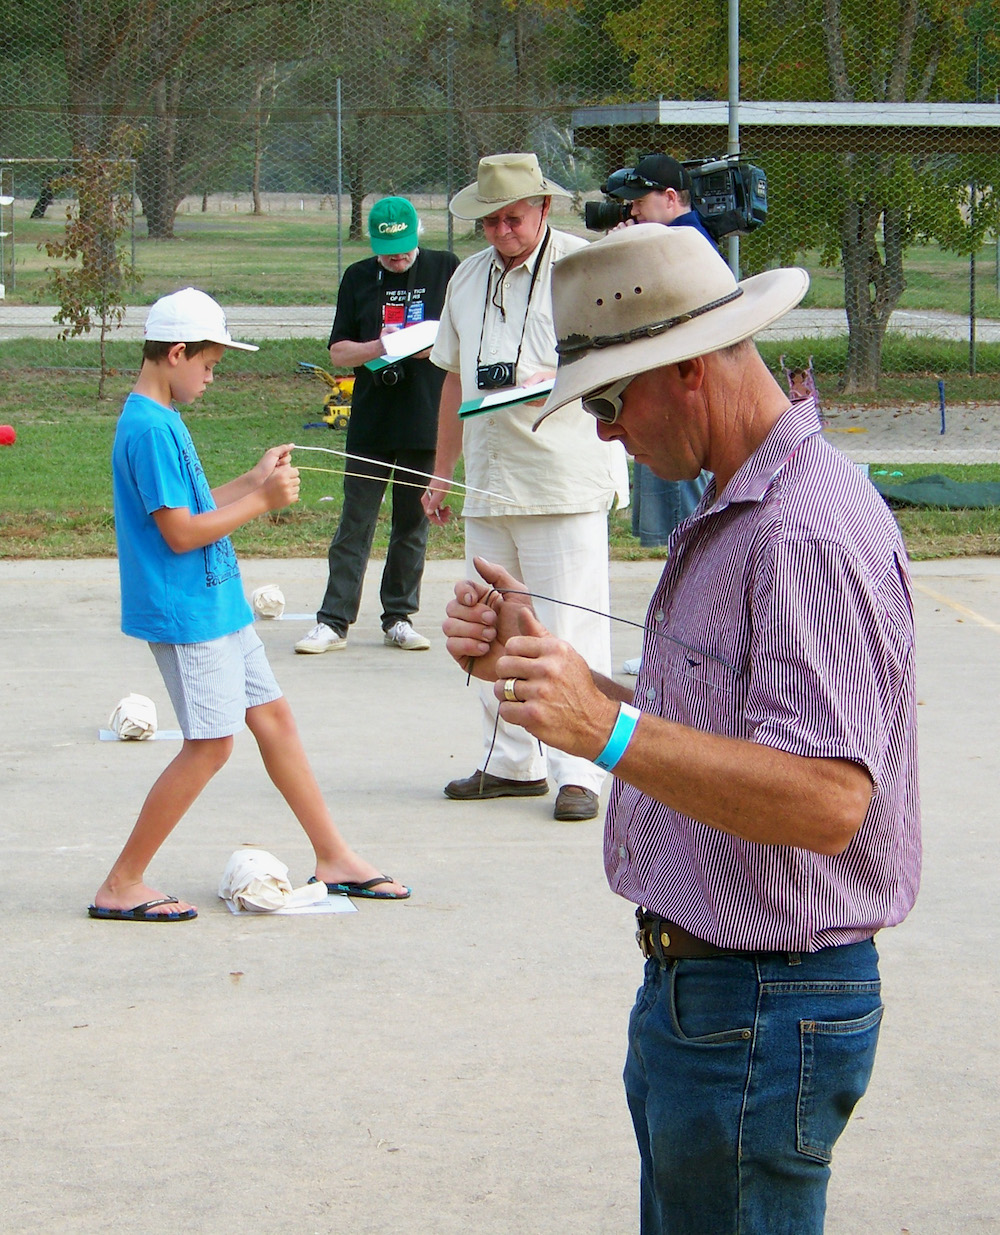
[797,1002,883,1162]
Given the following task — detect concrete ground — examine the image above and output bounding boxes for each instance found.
[1,555,998,1233]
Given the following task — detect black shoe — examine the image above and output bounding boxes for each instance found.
[444,770,549,800]
[553,785,600,821]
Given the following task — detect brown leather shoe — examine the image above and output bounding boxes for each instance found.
[444,770,549,800]
[553,785,600,821]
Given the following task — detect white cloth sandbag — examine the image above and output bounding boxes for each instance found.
[218,848,328,912]
[109,693,157,740]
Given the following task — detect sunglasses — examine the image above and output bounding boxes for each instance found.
[582,375,633,424]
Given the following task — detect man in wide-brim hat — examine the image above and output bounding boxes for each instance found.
[442,224,920,1233]
[425,153,624,822]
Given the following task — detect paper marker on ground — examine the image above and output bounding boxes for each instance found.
[458,378,555,419]
[365,320,439,371]
[223,897,357,915]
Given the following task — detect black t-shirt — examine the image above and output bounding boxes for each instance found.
[328,248,460,453]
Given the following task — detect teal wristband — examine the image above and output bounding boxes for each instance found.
[593,702,641,771]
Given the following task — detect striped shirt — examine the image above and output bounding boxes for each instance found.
[606,397,921,951]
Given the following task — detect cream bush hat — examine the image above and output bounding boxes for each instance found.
[534,224,808,427]
[450,152,571,220]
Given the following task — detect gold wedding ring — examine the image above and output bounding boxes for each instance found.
[503,677,520,703]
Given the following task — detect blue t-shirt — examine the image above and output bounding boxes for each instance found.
[112,392,253,643]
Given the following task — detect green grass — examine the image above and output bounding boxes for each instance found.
[2,338,1000,560]
[8,199,1000,316]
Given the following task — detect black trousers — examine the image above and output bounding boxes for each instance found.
[317,449,434,635]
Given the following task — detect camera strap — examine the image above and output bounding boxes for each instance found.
[476,226,551,378]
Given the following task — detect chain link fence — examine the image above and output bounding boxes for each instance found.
[3,0,1000,468]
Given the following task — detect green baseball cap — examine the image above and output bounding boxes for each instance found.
[368,196,419,255]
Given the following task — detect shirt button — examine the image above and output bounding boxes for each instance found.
[654,609,665,622]
[618,845,627,860]
[646,687,656,702]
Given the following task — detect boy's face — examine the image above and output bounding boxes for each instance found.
[169,342,226,404]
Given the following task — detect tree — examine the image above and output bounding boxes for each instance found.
[608,0,1000,390]
[42,126,143,399]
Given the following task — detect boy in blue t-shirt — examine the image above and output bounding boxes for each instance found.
[90,287,410,921]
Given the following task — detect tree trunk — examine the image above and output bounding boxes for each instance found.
[838,172,907,393]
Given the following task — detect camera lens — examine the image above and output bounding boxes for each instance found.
[584,200,631,232]
[379,363,403,387]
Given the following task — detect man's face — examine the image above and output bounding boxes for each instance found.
[378,249,418,273]
[629,188,687,226]
[481,198,548,265]
[593,365,702,479]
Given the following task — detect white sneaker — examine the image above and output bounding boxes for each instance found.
[383,620,430,651]
[622,656,642,676]
[295,623,348,654]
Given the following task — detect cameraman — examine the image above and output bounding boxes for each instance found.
[616,156,712,552]
[296,197,459,655]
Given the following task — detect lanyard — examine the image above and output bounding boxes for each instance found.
[476,227,552,375]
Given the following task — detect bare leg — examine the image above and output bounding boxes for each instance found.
[246,697,408,895]
[91,737,233,915]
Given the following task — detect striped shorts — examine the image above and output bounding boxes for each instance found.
[149,625,282,740]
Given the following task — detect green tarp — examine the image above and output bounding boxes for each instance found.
[873,473,1000,510]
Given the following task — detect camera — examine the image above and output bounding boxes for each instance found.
[584,199,632,231]
[583,168,633,231]
[476,361,516,390]
[376,361,405,387]
[584,156,767,242]
[685,156,767,242]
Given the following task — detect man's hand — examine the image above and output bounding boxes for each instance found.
[522,369,555,407]
[443,557,535,681]
[422,476,452,525]
[494,608,619,759]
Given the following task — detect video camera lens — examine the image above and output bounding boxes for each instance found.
[376,362,405,387]
[476,361,516,390]
[584,199,632,232]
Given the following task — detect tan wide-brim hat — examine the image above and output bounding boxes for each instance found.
[534,224,809,428]
[450,152,571,220]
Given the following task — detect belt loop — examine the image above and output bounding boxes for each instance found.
[786,952,801,966]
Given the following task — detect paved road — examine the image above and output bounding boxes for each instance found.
[1,556,997,1234]
[3,302,1000,342]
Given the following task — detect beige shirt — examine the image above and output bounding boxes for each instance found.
[431,228,619,518]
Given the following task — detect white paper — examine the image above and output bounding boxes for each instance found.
[366,319,439,366]
[224,896,356,915]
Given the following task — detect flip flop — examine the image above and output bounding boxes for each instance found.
[308,875,411,901]
[87,896,198,922]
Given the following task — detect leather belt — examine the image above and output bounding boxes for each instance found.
[635,908,738,960]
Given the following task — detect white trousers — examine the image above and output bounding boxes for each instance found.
[464,511,611,795]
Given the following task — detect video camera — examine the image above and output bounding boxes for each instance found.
[584,155,767,243]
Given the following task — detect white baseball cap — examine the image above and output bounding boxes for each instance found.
[143,287,259,352]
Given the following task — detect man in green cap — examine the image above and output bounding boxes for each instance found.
[296,197,459,654]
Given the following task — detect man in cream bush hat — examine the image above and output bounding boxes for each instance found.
[424,153,623,822]
[442,224,921,1233]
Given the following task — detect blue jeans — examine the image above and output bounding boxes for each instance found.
[631,465,708,547]
[623,939,882,1235]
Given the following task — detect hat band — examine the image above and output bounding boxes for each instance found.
[556,288,744,363]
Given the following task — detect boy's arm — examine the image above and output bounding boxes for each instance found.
[154,448,299,554]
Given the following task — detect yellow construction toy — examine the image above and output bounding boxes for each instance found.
[298,361,354,430]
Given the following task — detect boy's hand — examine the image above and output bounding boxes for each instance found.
[261,463,300,510]
[255,443,295,483]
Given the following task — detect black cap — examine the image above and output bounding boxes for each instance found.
[617,154,692,200]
